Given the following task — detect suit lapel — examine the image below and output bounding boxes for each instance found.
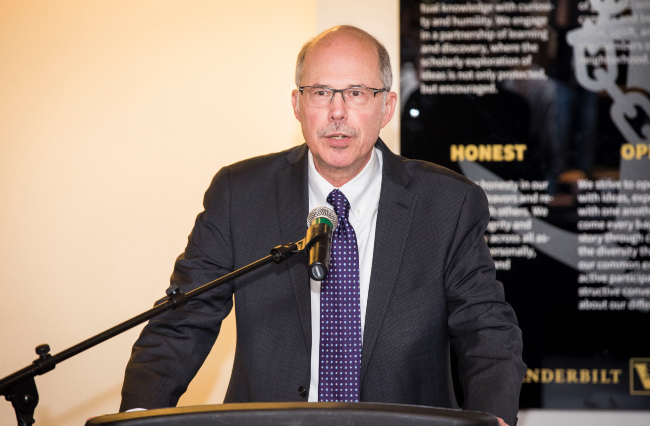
[275,145,311,351]
[361,139,417,382]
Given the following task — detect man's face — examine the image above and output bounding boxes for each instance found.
[291,33,396,186]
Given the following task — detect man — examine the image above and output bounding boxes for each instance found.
[120,26,525,426]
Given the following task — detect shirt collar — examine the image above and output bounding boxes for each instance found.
[308,147,382,222]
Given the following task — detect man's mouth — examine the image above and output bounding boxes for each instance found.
[328,134,349,140]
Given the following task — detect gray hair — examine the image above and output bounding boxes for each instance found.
[294,25,392,91]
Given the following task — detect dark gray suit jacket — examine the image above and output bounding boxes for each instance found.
[120,139,525,425]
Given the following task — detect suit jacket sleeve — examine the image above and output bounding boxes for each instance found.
[445,184,525,426]
[120,166,236,411]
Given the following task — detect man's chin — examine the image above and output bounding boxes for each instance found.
[323,137,353,149]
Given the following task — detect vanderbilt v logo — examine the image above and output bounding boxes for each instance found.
[630,358,650,395]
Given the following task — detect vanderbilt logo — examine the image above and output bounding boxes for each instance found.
[522,368,622,384]
[630,358,650,395]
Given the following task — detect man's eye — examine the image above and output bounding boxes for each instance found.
[314,90,330,97]
[348,90,364,97]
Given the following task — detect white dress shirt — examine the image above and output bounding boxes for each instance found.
[307,147,383,401]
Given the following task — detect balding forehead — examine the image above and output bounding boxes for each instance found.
[295,25,392,90]
[307,27,378,61]
[314,26,378,47]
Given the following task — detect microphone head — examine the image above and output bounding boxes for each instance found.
[307,206,339,230]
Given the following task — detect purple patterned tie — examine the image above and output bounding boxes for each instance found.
[318,189,362,402]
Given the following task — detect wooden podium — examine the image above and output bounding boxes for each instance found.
[86,402,499,426]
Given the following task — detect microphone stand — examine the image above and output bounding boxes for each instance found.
[0,226,329,426]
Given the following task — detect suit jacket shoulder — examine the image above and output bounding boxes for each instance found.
[224,144,307,183]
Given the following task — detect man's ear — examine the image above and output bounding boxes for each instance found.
[291,89,301,120]
[380,91,398,128]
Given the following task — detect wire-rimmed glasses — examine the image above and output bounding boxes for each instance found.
[298,85,388,109]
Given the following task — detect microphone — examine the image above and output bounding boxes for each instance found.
[306,207,339,281]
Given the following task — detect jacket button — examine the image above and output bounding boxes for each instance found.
[298,386,307,397]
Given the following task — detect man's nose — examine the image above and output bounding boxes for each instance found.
[328,91,347,120]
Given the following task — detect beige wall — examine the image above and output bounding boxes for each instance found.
[0,1,314,424]
[0,1,398,425]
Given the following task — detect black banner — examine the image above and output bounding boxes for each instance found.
[400,0,650,409]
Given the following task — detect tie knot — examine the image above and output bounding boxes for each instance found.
[327,189,351,220]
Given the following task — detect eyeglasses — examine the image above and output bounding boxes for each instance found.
[298,85,388,109]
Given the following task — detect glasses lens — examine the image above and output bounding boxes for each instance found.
[304,87,333,107]
[342,88,372,108]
